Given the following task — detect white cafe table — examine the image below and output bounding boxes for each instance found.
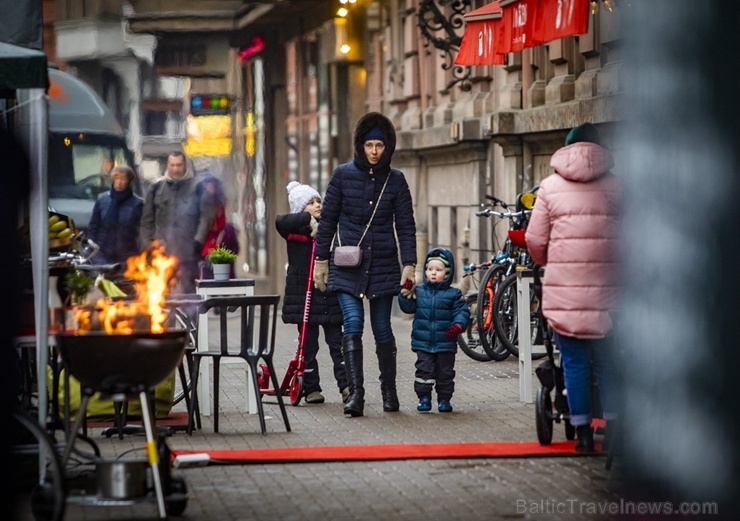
[195,278,256,415]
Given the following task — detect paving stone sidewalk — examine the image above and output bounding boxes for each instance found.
[36,311,625,521]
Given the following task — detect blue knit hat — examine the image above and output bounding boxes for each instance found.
[426,255,450,277]
[363,127,386,144]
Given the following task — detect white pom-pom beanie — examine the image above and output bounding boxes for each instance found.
[286,181,321,214]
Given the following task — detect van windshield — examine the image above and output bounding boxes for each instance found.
[48,133,137,201]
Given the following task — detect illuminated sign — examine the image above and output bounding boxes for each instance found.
[190,94,231,116]
[184,115,232,157]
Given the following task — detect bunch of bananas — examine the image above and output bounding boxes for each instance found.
[48,214,73,240]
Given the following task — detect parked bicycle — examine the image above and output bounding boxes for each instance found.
[457,260,494,362]
[472,189,538,360]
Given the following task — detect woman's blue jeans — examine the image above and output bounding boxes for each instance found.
[336,293,394,344]
[554,332,619,427]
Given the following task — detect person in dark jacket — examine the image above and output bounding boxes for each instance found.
[313,112,417,417]
[140,151,215,293]
[276,182,348,404]
[398,248,469,413]
[87,165,143,265]
[199,173,239,279]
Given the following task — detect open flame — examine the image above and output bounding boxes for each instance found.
[75,242,178,334]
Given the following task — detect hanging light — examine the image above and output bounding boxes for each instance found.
[590,0,599,14]
[603,0,614,12]
[337,7,348,17]
[340,44,351,54]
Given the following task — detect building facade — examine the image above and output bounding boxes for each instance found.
[52,0,623,295]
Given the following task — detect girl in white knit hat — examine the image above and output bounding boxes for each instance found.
[275,182,348,403]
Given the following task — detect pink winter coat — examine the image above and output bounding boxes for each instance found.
[525,142,621,339]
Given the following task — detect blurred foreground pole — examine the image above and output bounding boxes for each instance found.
[621,2,740,517]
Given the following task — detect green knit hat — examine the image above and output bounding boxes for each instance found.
[565,123,600,146]
[426,255,450,277]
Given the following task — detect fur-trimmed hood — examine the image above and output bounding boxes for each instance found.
[352,112,397,174]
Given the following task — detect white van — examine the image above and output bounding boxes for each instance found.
[47,68,138,229]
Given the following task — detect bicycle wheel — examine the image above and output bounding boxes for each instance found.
[11,409,66,521]
[476,265,510,361]
[492,274,546,360]
[172,308,197,407]
[457,295,492,362]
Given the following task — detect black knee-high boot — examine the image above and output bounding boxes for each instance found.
[342,335,364,417]
[376,340,399,412]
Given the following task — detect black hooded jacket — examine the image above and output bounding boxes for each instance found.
[314,113,417,299]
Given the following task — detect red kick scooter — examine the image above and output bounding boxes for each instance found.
[257,239,316,405]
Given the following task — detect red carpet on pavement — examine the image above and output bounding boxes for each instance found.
[172,440,603,465]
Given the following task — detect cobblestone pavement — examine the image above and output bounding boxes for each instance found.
[26,310,625,521]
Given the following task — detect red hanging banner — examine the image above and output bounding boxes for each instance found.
[455,1,505,66]
[533,0,589,43]
[498,0,540,53]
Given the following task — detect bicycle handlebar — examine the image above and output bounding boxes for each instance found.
[484,194,509,209]
[475,208,531,219]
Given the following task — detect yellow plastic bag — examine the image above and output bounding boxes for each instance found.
[47,366,176,421]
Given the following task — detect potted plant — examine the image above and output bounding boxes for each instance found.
[65,269,94,307]
[207,245,238,280]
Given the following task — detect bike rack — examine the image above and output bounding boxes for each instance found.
[516,269,547,403]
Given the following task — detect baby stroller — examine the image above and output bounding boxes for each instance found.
[533,265,602,445]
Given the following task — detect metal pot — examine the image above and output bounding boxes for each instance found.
[55,331,186,395]
[96,458,149,499]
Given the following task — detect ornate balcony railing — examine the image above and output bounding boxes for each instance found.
[417,0,472,91]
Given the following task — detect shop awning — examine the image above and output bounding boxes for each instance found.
[0,42,48,90]
[455,0,590,66]
[498,0,539,54]
[533,0,589,44]
[454,1,504,66]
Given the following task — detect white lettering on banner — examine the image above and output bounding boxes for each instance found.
[556,0,576,30]
[513,3,527,28]
[477,24,495,57]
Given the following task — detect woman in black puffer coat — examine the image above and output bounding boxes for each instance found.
[276,182,348,404]
[313,112,417,417]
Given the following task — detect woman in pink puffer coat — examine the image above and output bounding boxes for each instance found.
[525,123,621,452]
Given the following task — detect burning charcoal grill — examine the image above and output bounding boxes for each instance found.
[54,330,189,520]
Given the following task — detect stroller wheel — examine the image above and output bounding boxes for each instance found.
[564,419,576,441]
[289,374,304,406]
[535,386,554,445]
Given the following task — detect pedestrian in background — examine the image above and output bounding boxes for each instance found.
[398,248,469,413]
[198,173,239,279]
[276,181,348,404]
[140,151,215,293]
[525,122,622,452]
[87,165,143,265]
[313,112,417,417]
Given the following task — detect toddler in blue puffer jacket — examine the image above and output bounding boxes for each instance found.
[398,247,469,413]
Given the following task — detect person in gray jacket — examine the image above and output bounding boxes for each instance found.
[140,151,215,293]
[313,112,417,417]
